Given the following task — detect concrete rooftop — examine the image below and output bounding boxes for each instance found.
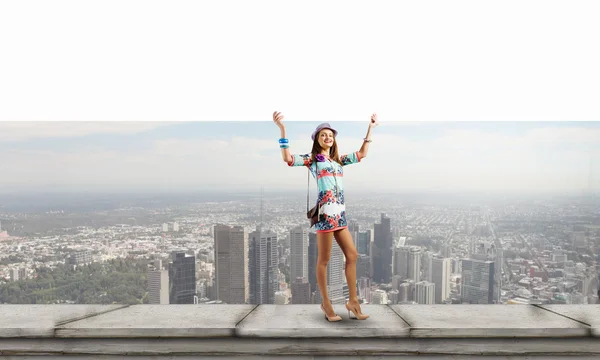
[1,304,599,358]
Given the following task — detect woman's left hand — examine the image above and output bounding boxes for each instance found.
[369,113,379,128]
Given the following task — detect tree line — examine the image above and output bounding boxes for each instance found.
[0,258,149,305]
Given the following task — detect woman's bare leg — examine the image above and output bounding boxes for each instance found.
[334,227,368,318]
[317,231,335,315]
[333,228,359,304]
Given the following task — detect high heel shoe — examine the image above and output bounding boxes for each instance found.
[320,303,342,322]
[345,301,369,320]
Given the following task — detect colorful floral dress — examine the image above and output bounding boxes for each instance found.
[288,152,361,233]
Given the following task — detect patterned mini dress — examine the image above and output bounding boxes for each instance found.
[288,152,361,233]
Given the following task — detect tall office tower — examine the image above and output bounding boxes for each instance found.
[173,222,179,232]
[162,223,169,232]
[431,257,452,304]
[169,251,196,304]
[422,251,433,281]
[148,262,169,304]
[461,259,495,304]
[357,277,371,300]
[408,247,422,283]
[289,226,308,282]
[393,246,410,279]
[392,275,403,291]
[471,239,503,304]
[453,258,461,274]
[327,240,346,304]
[372,213,393,284]
[415,281,435,304]
[214,224,248,304]
[248,228,279,304]
[357,254,371,278]
[398,282,411,302]
[291,277,311,304]
[308,232,318,299]
[357,230,371,255]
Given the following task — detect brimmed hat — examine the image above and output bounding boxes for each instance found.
[311,122,338,141]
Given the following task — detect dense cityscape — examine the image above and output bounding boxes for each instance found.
[1,190,599,306]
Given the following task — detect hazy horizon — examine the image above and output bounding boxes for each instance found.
[0,121,599,193]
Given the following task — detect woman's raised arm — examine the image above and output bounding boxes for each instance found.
[273,111,293,164]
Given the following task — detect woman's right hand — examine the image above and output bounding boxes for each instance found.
[273,111,284,128]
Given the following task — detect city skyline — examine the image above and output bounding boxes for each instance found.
[1,182,598,306]
[0,121,599,193]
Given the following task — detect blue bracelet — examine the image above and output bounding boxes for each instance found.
[278,138,288,144]
[280,144,289,149]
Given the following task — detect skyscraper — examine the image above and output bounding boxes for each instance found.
[431,257,451,304]
[393,245,410,279]
[470,240,503,304]
[289,226,308,282]
[372,213,393,284]
[291,277,311,304]
[422,251,433,281]
[248,228,279,304]
[214,224,248,304]
[349,222,371,256]
[408,247,422,283]
[169,251,196,304]
[398,282,411,303]
[326,238,346,304]
[415,281,435,304]
[148,260,169,304]
[461,259,495,304]
[357,254,371,279]
[357,230,371,255]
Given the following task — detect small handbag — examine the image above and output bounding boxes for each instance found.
[306,161,319,227]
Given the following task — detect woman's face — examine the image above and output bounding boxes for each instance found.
[318,129,335,150]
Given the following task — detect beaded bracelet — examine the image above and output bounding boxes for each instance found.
[280,144,289,149]
[278,138,288,144]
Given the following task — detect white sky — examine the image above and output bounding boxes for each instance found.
[0,1,599,193]
[0,0,599,122]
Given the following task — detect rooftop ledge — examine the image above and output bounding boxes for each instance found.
[1,304,600,358]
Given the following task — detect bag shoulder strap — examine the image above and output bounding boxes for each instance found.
[306,159,318,211]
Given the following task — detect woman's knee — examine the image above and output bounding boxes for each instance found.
[345,249,358,264]
[317,256,330,267]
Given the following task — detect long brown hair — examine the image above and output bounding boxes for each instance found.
[311,130,342,165]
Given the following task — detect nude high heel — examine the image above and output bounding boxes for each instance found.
[321,303,342,322]
[345,301,369,320]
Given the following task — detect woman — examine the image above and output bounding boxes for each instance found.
[273,111,378,321]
